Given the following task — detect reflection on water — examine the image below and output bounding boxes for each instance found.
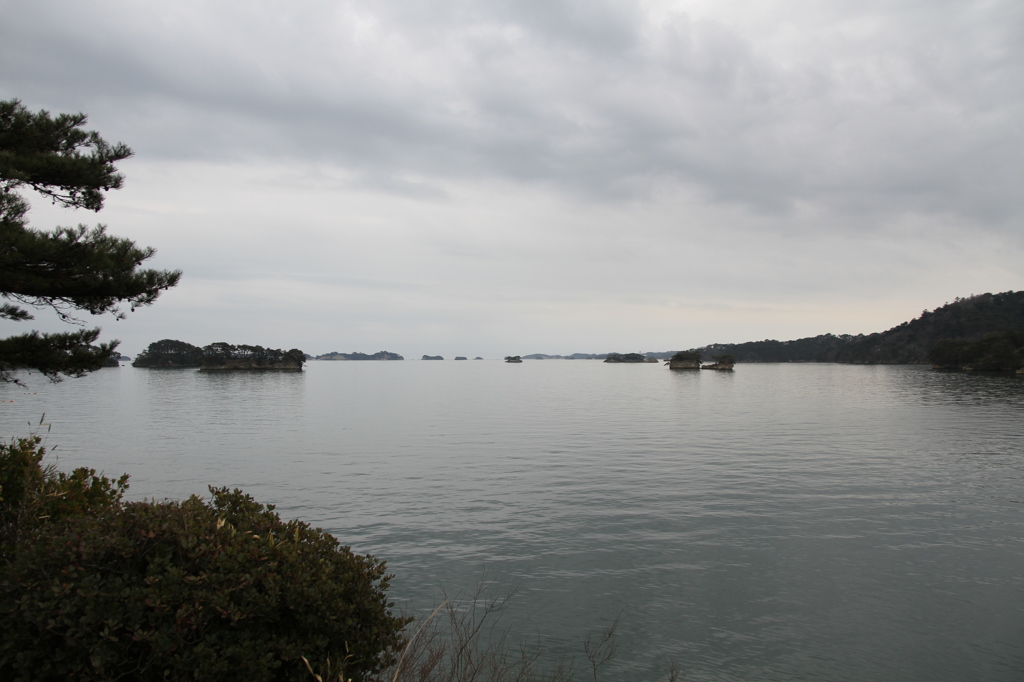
[1,362,1022,681]
[910,367,1024,406]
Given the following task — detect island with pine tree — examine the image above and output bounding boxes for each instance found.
[132,340,304,370]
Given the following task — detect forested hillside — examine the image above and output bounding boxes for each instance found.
[696,291,1024,364]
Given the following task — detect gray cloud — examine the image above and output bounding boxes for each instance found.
[1,0,1022,356]
[3,0,1021,226]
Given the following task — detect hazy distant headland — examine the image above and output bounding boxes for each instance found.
[513,292,1023,372]
[132,340,305,370]
[316,351,403,361]
[129,291,1023,374]
[682,291,1024,367]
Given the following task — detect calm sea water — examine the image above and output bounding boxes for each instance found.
[2,361,1023,681]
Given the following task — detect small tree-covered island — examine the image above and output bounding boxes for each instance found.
[667,351,701,369]
[316,351,403,361]
[701,354,735,370]
[604,352,656,363]
[133,340,305,371]
[663,351,734,370]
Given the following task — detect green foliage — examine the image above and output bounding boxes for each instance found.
[317,351,404,361]
[694,291,1024,365]
[669,351,701,363]
[0,485,408,681]
[928,331,1024,371]
[0,99,131,212]
[0,435,127,561]
[927,339,973,369]
[0,437,405,680]
[0,328,117,380]
[0,99,180,383]
[201,343,306,369]
[697,333,859,364]
[0,219,178,319]
[711,354,735,365]
[132,338,204,367]
[833,292,1024,364]
[603,353,645,363]
[133,340,306,370]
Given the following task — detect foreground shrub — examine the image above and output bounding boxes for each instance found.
[0,434,127,560]
[0,486,408,681]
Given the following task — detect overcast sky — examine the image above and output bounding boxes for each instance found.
[2,0,1022,358]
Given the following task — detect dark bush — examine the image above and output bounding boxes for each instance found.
[0,484,408,681]
[0,435,127,560]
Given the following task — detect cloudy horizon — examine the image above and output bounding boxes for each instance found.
[2,0,1021,359]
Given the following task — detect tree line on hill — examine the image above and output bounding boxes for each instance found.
[132,340,305,369]
[690,291,1024,367]
[928,331,1024,372]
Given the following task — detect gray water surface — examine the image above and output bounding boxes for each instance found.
[2,362,1022,680]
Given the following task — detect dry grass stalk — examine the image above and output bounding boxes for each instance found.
[384,584,576,682]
